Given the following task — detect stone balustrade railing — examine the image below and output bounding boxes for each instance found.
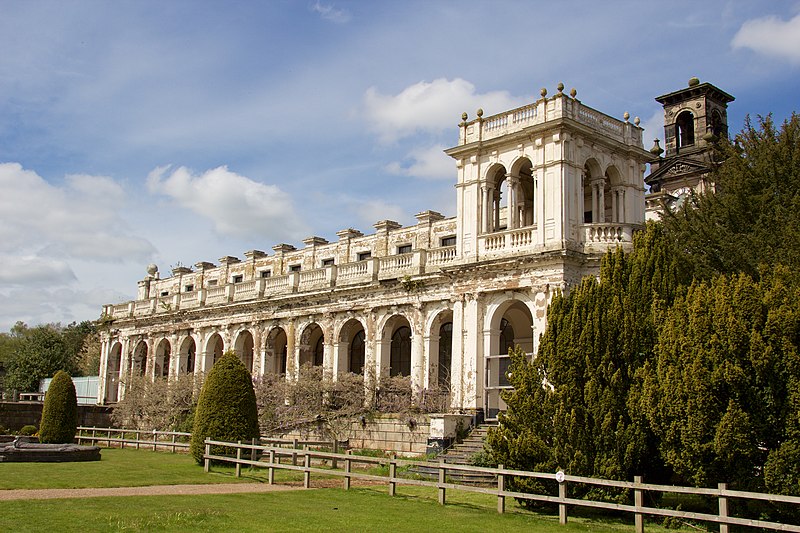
[104,247,460,319]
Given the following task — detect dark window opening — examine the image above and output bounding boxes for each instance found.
[184,284,194,292]
[498,318,515,387]
[260,270,271,278]
[349,330,365,374]
[441,236,456,247]
[322,258,335,267]
[390,326,412,377]
[207,279,218,286]
[160,291,169,297]
[676,111,695,149]
[397,244,412,254]
[314,336,324,366]
[289,264,301,272]
[357,251,372,261]
[438,322,452,387]
[232,275,243,283]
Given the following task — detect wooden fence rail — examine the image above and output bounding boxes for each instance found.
[75,427,337,456]
[204,439,800,533]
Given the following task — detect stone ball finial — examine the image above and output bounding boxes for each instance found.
[570,88,577,98]
[461,112,468,121]
[623,111,630,122]
[146,264,159,276]
[476,108,483,118]
[557,82,564,93]
[540,87,547,98]
[688,76,700,87]
[634,116,640,126]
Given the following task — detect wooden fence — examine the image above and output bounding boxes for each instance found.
[74,426,337,456]
[203,439,800,533]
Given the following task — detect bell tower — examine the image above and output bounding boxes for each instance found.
[645,77,734,219]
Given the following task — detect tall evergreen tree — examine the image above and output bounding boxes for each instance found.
[488,223,680,490]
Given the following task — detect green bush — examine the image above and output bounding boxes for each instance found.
[38,370,78,444]
[18,424,37,436]
[190,351,259,464]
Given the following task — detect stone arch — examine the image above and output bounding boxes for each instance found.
[105,341,122,403]
[484,163,509,232]
[381,314,412,377]
[509,156,535,227]
[604,164,625,223]
[426,308,454,390]
[299,322,324,368]
[178,335,197,375]
[264,326,288,375]
[131,340,148,377]
[582,157,607,224]
[234,329,255,374]
[675,109,695,149]
[205,332,224,369]
[338,318,366,375]
[154,338,171,379]
[484,294,535,419]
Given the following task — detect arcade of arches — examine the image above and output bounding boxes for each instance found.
[100,293,547,419]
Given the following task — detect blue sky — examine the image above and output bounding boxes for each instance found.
[1,0,799,331]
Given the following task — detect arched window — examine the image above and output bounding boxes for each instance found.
[438,322,452,388]
[390,326,411,377]
[314,336,324,367]
[350,330,365,374]
[676,111,695,149]
[498,318,514,387]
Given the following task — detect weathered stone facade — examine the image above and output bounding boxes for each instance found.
[99,84,651,420]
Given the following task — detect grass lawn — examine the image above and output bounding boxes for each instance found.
[0,448,301,489]
[0,488,664,532]
[0,448,682,531]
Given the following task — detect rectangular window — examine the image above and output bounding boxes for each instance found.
[321,258,335,267]
[397,244,412,254]
[184,284,194,292]
[289,264,301,272]
[207,279,218,286]
[260,270,271,278]
[160,291,169,297]
[232,274,243,283]
[441,236,456,247]
[357,251,372,261]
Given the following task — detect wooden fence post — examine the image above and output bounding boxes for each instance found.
[135,430,140,450]
[497,464,505,514]
[389,454,397,497]
[268,450,275,485]
[171,433,177,453]
[719,483,729,533]
[332,439,339,470]
[559,475,568,525]
[634,475,644,533]
[204,442,211,473]
[251,438,257,463]
[292,438,298,466]
[303,451,311,489]
[152,430,157,451]
[438,460,446,505]
[344,450,352,490]
[235,440,242,478]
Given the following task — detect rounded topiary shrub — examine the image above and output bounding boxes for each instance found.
[39,370,78,444]
[18,424,38,436]
[190,351,259,464]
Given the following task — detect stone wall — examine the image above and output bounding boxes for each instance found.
[0,402,113,432]
[276,414,432,456]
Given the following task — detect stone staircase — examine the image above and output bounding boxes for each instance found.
[408,422,498,485]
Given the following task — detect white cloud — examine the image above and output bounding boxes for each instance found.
[385,145,455,180]
[639,109,665,148]
[311,1,351,24]
[0,163,156,262]
[351,199,407,228]
[146,165,308,241]
[732,13,800,63]
[0,285,125,331]
[363,78,525,143]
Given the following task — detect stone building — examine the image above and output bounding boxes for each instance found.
[645,77,734,219]
[99,82,651,420]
